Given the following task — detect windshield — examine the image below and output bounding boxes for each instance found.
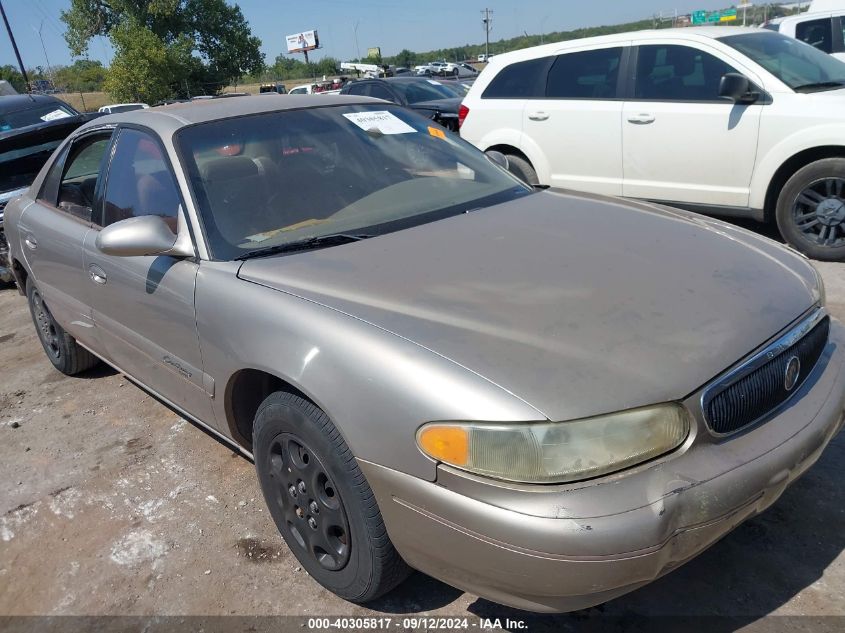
[177,104,530,260]
[719,31,845,91]
[0,102,77,131]
[392,80,460,103]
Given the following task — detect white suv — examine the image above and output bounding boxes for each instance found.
[460,27,845,260]
[765,0,845,62]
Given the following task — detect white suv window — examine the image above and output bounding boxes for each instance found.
[482,57,551,99]
[546,47,623,99]
[796,18,834,53]
[634,44,737,101]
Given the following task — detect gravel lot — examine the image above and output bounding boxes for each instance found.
[1,222,845,631]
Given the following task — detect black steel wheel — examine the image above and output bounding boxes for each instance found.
[31,286,62,361]
[266,433,351,571]
[25,278,98,375]
[253,391,410,603]
[777,158,845,261]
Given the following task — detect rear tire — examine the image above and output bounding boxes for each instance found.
[505,154,539,186]
[775,158,845,261]
[253,391,410,603]
[26,278,98,375]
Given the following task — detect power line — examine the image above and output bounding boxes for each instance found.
[481,8,493,59]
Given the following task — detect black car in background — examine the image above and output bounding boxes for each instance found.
[0,94,100,284]
[340,77,463,132]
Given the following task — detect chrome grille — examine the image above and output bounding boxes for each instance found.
[702,310,829,435]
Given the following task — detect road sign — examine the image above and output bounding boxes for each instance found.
[691,10,706,24]
[720,8,738,22]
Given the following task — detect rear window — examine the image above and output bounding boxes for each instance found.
[482,57,551,98]
[393,80,459,103]
[0,102,76,131]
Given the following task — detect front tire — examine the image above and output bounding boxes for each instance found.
[26,278,98,375]
[775,158,845,261]
[253,391,410,603]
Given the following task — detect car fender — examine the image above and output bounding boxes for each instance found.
[479,128,549,185]
[749,123,845,210]
[195,264,546,481]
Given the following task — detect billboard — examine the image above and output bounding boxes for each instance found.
[367,47,381,59]
[286,30,319,53]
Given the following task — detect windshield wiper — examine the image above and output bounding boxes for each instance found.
[235,233,373,261]
[793,81,845,93]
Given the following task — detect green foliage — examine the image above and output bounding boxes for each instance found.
[243,55,341,83]
[61,0,264,100]
[380,4,798,64]
[53,60,107,92]
[104,21,174,103]
[0,65,26,92]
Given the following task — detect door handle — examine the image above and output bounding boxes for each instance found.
[627,113,656,125]
[89,264,107,285]
[24,236,37,250]
[527,111,549,121]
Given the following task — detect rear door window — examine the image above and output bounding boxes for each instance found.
[545,47,623,99]
[482,57,552,98]
[47,133,112,222]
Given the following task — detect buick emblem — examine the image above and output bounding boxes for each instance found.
[784,356,801,392]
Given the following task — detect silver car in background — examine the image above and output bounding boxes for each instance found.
[4,96,844,612]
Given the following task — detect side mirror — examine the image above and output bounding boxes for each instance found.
[96,215,193,258]
[485,150,509,171]
[719,73,759,104]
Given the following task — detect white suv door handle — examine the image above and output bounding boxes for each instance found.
[24,236,37,250]
[627,113,656,125]
[527,111,549,121]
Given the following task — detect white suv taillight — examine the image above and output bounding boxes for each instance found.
[458,104,469,128]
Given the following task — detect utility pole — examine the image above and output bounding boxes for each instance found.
[0,0,30,91]
[481,8,493,59]
[35,21,54,87]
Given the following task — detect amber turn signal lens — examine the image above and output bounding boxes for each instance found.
[417,425,469,466]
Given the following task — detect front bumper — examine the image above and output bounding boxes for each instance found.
[360,318,845,613]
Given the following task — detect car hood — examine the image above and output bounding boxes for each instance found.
[238,190,820,421]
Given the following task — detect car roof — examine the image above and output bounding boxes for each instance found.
[0,93,77,115]
[487,26,765,66]
[78,94,382,137]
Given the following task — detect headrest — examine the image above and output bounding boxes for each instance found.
[201,156,260,182]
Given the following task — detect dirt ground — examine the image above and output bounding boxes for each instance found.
[1,223,845,632]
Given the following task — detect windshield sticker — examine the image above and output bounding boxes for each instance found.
[343,111,416,135]
[427,126,446,140]
[40,109,72,122]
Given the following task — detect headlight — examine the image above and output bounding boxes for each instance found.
[416,404,689,484]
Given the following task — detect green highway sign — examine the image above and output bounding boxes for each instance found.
[691,8,738,24]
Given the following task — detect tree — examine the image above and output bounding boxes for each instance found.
[103,21,173,103]
[61,0,263,99]
[53,60,107,92]
[0,65,26,92]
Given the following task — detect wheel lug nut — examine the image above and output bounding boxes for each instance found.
[308,517,318,530]
[288,485,297,498]
[309,501,319,514]
[295,506,304,518]
[298,481,307,495]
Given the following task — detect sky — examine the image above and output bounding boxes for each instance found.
[2,0,735,71]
